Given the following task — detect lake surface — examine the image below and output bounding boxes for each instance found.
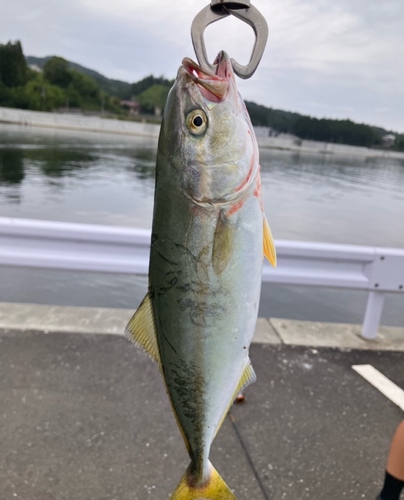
[0,123,403,326]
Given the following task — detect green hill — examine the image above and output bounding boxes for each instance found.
[26,55,132,99]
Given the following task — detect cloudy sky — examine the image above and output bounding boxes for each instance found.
[1,0,403,132]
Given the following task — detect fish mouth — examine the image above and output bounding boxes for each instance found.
[182,51,231,103]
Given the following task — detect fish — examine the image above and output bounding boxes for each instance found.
[125,50,276,500]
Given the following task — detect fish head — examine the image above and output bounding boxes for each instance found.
[160,51,257,206]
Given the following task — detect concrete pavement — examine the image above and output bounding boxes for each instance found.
[0,325,403,500]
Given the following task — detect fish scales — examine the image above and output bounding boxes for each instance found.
[126,51,276,500]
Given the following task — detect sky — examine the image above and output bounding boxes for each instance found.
[1,0,403,132]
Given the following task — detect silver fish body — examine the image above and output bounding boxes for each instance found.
[126,51,275,500]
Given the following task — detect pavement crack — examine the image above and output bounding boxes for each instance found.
[228,411,271,500]
[268,318,284,344]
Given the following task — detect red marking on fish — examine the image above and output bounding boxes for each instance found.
[236,153,255,192]
[254,170,264,211]
[227,199,244,217]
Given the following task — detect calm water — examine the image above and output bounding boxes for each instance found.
[1,123,403,325]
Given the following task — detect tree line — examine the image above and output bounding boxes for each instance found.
[293,116,382,148]
[1,40,403,150]
[244,101,402,149]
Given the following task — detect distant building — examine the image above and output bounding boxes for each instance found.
[28,64,42,73]
[382,134,396,148]
[120,100,140,116]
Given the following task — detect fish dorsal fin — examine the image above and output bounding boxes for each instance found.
[214,358,256,439]
[263,214,277,267]
[125,294,160,365]
[212,210,235,276]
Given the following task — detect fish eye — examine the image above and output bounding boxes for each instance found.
[193,116,203,127]
[186,110,207,136]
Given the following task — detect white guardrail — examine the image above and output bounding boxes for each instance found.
[0,217,403,340]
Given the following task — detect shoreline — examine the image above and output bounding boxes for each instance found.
[1,106,404,159]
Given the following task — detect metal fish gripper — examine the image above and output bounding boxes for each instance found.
[191,0,268,79]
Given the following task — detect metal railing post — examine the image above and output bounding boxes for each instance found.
[361,291,385,340]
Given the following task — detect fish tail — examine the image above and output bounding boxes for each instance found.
[170,462,237,500]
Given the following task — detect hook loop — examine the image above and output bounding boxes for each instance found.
[191,2,268,79]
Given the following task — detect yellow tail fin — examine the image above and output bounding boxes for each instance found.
[170,462,237,500]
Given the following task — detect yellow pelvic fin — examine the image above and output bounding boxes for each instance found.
[125,294,160,364]
[214,359,257,439]
[263,214,277,267]
[233,358,257,399]
[170,462,237,500]
[212,211,235,276]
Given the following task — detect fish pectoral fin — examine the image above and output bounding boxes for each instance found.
[170,461,236,500]
[263,214,277,267]
[125,293,160,365]
[212,210,235,276]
